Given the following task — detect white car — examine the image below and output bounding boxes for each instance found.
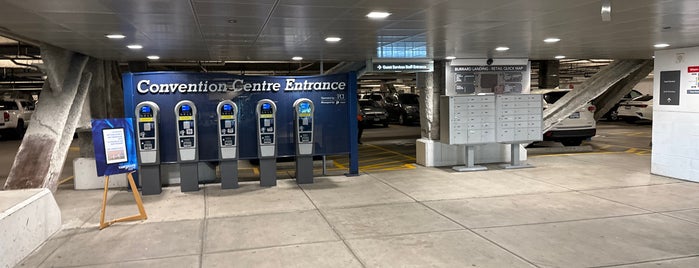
[0,99,35,139]
[532,89,597,146]
[616,94,653,121]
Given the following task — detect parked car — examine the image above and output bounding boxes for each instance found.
[361,93,387,106]
[533,89,597,146]
[604,89,648,121]
[385,93,420,125]
[358,99,389,127]
[615,94,653,122]
[0,99,35,139]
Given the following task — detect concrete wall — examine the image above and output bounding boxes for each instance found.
[652,47,699,182]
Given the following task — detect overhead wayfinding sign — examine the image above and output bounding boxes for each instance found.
[368,60,433,72]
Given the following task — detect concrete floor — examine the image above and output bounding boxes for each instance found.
[15,150,699,268]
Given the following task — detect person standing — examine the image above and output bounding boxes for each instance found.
[357,103,364,144]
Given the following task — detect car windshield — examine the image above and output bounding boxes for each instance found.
[632,95,653,101]
[366,95,383,101]
[359,100,381,108]
[543,91,568,104]
[625,90,642,99]
[398,94,419,104]
[0,101,18,110]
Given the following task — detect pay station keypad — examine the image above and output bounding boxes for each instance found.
[138,107,157,150]
[219,104,236,147]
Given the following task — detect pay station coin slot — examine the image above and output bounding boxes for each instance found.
[256,99,277,186]
[217,100,239,189]
[174,100,199,192]
[293,98,314,184]
[135,101,162,195]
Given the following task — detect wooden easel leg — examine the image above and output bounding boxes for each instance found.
[127,172,148,220]
[98,172,149,230]
[99,176,111,230]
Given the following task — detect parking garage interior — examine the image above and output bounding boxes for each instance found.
[2,1,699,267]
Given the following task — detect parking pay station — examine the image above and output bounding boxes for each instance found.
[293,98,314,184]
[175,100,199,192]
[217,100,239,189]
[135,101,161,195]
[256,99,277,186]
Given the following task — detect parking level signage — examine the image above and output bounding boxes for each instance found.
[660,70,680,105]
[368,61,433,72]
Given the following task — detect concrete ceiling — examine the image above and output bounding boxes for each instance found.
[0,0,696,62]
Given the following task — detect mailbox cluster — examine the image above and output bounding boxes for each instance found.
[134,98,316,194]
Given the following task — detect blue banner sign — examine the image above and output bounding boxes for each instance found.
[123,72,357,163]
[92,118,138,176]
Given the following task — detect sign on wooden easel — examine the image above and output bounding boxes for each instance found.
[91,118,147,229]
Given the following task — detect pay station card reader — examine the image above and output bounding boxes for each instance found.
[135,101,162,195]
[175,100,199,192]
[293,98,314,184]
[256,99,277,186]
[216,100,239,189]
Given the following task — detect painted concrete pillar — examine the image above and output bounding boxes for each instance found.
[536,60,560,89]
[3,44,104,191]
[417,60,447,140]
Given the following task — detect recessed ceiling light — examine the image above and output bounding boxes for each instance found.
[105,34,125,39]
[325,37,341,42]
[147,55,160,60]
[495,47,510,51]
[445,56,456,60]
[292,56,303,61]
[654,43,670,48]
[127,44,143,49]
[544,38,561,43]
[367,11,391,19]
[555,55,566,59]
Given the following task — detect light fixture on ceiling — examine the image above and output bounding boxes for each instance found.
[654,43,670,48]
[127,44,143,49]
[495,46,510,51]
[105,34,125,39]
[147,55,160,60]
[325,37,341,42]
[445,56,456,60]
[601,0,612,22]
[292,56,303,61]
[367,11,391,19]
[555,55,566,59]
[544,38,561,43]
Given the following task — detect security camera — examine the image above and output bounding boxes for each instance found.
[486,58,494,65]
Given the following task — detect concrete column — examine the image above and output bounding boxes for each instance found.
[417,60,446,140]
[536,60,560,89]
[3,44,99,191]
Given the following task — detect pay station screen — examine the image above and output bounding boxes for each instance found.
[180,105,192,115]
[258,102,274,144]
[219,103,235,146]
[138,105,156,150]
[178,104,195,148]
[140,105,152,115]
[299,102,311,114]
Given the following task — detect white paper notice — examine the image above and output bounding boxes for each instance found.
[102,128,128,164]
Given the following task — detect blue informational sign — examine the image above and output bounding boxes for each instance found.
[92,118,138,176]
[122,72,358,165]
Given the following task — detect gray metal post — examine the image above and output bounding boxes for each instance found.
[452,146,487,172]
[259,159,277,186]
[140,166,161,195]
[220,161,239,189]
[296,156,314,184]
[501,144,534,169]
[180,163,199,192]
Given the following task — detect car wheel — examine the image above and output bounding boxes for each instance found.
[398,114,406,125]
[561,139,583,146]
[14,120,25,139]
[609,110,619,121]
